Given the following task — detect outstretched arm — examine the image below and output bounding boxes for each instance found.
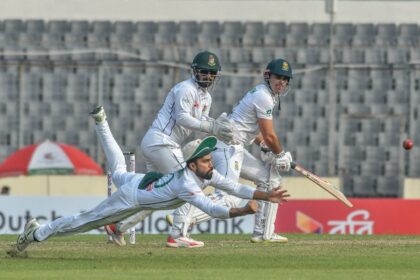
[229,201,258,217]
[210,169,291,202]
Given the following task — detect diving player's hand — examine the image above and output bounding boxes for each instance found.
[267,188,290,204]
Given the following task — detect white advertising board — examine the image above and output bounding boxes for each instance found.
[0,196,254,234]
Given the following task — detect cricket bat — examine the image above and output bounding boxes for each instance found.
[291,162,353,208]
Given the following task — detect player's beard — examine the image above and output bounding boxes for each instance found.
[196,168,213,180]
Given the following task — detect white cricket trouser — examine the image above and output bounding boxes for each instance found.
[118,128,186,232]
[140,129,185,172]
[35,122,145,241]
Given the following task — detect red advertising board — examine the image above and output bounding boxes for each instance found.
[275,199,420,235]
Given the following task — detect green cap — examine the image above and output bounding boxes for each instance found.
[265,58,293,79]
[191,51,221,72]
[182,136,217,162]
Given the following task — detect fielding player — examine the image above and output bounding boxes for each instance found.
[168,58,294,245]
[15,107,289,252]
[109,50,235,246]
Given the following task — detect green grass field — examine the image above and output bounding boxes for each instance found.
[1,234,420,280]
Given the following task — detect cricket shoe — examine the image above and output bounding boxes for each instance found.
[16,218,40,252]
[89,105,107,124]
[250,233,288,243]
[105,224,126,246]
[166,236,204,248]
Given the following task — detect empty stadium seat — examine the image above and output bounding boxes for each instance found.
[177,21,199,46]
[243,22,264,46]
[386,47,409,64]
[198,21,220,47]
[376,176,401,197]
[341,48,364,63]
[251,47,274,64]
[286,22,308,46]
[333,23,354,46]
[220,21,243,46]
[397,23,419,47]
[308,23,330,46]
[265,22,287,46]
[375,24,398,46]
[133,21,156,45]
[352,176,376,197]
[353,23,376,46]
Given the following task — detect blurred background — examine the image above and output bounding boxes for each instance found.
[0,0,419,202]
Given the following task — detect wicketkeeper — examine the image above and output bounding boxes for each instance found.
[112,50,236,247]
[16,106,290,252]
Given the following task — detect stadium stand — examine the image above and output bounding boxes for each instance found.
[0,20,419,198]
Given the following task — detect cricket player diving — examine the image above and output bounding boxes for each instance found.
[101,50,235,247]
[15,107,290,252]
[167,58,294,245]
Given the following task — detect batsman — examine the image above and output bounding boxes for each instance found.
[168,58,294,245]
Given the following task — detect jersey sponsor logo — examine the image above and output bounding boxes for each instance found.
[208,55,216,66]
[266,109,272,116]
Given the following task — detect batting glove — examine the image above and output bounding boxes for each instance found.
[271,151,293,172]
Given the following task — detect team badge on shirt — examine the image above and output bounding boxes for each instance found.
[208,55,216,66]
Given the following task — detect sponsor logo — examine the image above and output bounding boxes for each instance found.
[296,211,323,234]
[328,210,374,235]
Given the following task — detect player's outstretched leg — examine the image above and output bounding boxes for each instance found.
[16,218,40,252]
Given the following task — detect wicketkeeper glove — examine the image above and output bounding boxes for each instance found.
[200,113,234,143]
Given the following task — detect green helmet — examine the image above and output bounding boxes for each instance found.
[264,58,293,80]
[191,51,221,89]
[191,51,221,72]
[263,58,293,97]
